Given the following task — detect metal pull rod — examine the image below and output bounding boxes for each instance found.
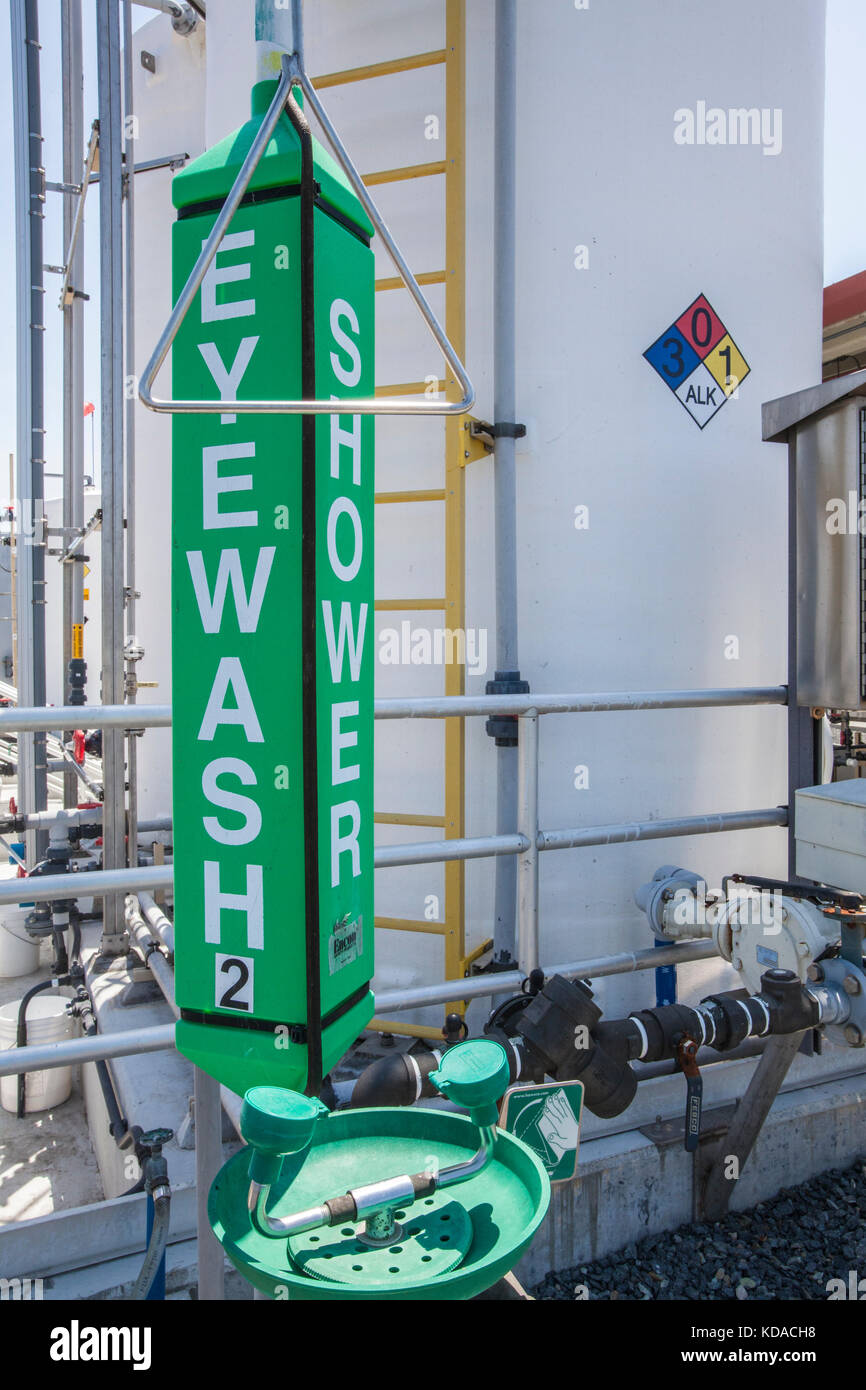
[138,51,475,418]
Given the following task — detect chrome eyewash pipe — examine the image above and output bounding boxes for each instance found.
[249,1127,497,1239]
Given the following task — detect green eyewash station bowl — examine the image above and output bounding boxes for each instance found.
[208,1040,551,1300]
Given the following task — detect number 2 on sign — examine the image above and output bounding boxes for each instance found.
[215,953,254,1012]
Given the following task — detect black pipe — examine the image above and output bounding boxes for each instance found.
[351,1032,529,1109]
[73,991,128,1140]
[351,1049,442,1109]
[15,979,57,1118]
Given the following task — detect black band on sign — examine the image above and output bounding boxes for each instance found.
[179,986,370,1045]
[285,86,324,1101]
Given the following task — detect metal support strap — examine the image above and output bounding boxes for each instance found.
[139,53,474,417]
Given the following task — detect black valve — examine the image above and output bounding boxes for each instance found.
[484,670,530,747]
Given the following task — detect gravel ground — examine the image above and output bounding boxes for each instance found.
[534,1158,866,1301]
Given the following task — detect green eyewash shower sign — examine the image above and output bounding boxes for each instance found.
[170,82,375,1096]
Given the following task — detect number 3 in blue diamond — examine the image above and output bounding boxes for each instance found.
[643,326,699,389]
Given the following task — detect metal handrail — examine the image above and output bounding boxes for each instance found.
[0,687,788,733]
[138,53,475,417]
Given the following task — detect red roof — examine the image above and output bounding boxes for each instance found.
[825,270,866,328]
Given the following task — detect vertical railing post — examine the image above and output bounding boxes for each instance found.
[194,1066,225,1300]
[96,0,128,951]
[516,710,539,973]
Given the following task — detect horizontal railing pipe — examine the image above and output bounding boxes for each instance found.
[0,809,786,903]
[0,1022,177,1078]
[373,941,719,1013]
[0,942,719,1075]
[373,687,788,719]
[539,806,788,852]
[0,863,173,906]
[374,832,528,868]
[0,704,171,732]
[0,688,786,735]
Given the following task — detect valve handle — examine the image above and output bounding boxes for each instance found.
[429,1038,510,1127]
[676,1036,703,1153]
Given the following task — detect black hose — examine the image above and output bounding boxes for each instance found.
[15,979,56,1118]
[51,927,68,975]
[75,991,128,1140]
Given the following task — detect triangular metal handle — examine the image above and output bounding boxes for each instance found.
[139,53,475,417]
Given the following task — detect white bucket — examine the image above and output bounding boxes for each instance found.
[0,994,76,1113]
[0,909,40,979]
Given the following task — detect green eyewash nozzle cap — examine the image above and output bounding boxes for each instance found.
[241,1086,326,1186]
[430,1039,510,1127]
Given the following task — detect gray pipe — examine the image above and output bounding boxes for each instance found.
[137,890,174,954]
[61,0,86,806]
[97,0,127,951]
[491,0,521,973]
[0,688,785,733]
[374,687,788,718]
[0,942,719,1080]
[0,1021,176,1077]
[374,940,718,1014]
[0,704,171,731]
[132,0,198,32]
[194,1067,226,1300]
[11,0,49,863]
[123,0,139,868]
[124,895,178,1016]
[0,863,173,908]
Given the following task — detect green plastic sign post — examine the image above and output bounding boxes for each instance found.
[499,1081,584,1183]
[171,81,375,1096]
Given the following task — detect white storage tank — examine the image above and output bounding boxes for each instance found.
[127,0,827,1067]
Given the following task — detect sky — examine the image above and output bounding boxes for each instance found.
[0,0,863,497]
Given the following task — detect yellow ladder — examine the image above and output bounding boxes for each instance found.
[313,1,491,1041]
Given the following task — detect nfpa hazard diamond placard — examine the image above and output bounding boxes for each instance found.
[643,294,750,429]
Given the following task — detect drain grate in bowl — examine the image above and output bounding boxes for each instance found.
[288,1195,472,1288]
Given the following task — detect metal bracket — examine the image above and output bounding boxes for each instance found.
[461,419,494,465]
[138,52,475,418]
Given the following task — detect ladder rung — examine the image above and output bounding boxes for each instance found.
[313,49,447,90]
[375,380,445,397]
[375,489,446,504]
[376,270,446,292]
[375,598,446,611]
[363,160,446,187]
[375,812,447,827]
[374,916,448,936]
